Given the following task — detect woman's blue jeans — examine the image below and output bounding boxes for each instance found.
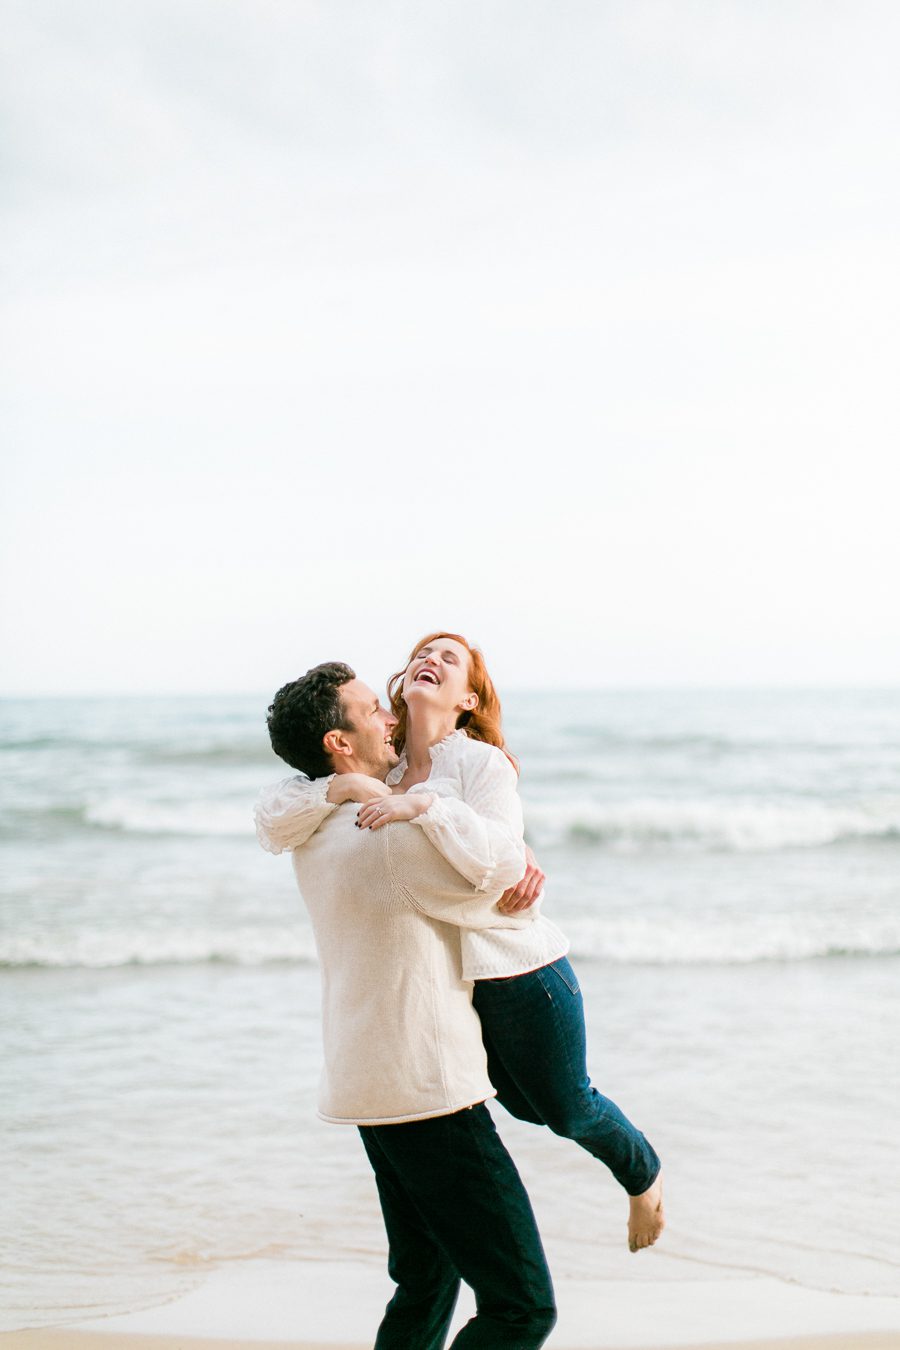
[472,957,660,1197]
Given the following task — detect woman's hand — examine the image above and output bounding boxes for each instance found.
[497,845,545,914]
[357,793,435,830]
[327,774,392,806]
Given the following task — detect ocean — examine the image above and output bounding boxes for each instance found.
[2,689,899,1330]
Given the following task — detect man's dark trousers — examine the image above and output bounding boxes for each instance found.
[359,1103,556,1349]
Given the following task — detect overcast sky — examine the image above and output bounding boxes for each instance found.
[2,1,898,695]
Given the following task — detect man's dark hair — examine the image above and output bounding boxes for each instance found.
[266,662,356,777]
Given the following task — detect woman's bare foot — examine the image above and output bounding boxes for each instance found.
[628,1171,664,1253]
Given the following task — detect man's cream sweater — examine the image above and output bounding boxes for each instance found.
[291,803,530,1125]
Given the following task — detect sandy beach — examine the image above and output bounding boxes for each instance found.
[6,1327,900,1349]
[4,1330,900,1350]
[3,1258,900,1350]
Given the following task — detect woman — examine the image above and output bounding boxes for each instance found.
[257,632,664,1253]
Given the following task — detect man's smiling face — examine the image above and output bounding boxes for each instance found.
[335,679,399,778]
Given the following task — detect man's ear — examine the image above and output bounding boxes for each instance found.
[323,729,353,760]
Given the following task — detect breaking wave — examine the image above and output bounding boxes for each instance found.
[527,797,900,852]
[4,915,899,969]
[82,798,252,837]
[18,793,900,854]
[0,926,319,969]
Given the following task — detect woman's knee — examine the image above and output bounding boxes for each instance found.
[540,1088,600,1140]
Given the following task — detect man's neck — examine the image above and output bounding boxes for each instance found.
[404,707,460,773]
[332,758,389,781]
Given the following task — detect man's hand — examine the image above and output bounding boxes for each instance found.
[497,845,545,914]
[327,774,392,806]
[356,793,435,830]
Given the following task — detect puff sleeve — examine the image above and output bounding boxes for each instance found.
[410,743,527,892]
[254,774,336,854]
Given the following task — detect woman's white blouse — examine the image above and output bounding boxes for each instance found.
[255,731,569,980]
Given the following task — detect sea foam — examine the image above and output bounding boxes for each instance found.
[526,796,900,852]
[4,914,899,969]
[75,793,900,853]
[0,926,319,969]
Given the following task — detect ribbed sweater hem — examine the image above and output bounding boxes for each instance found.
[318,1090,496,1126]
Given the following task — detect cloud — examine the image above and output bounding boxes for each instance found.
[2,1,899,691]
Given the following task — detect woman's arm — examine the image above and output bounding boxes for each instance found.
[254,773,392,853]
[498,845,545,914]
[254,775,336,854]
[401,743,528,893]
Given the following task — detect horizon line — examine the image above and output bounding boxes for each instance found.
[1,682,899,701]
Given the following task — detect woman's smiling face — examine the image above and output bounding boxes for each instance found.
[402,636,477,715]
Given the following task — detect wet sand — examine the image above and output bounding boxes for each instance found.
[4,1331,900,1350]
[4,1253,900,1350]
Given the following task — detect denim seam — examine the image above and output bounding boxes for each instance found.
[547,959,580,996]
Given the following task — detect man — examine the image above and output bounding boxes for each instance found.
[256,662,556,1350]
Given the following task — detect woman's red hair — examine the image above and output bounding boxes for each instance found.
[387,631,518,771]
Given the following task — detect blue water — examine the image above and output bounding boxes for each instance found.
[2,690,899,1327]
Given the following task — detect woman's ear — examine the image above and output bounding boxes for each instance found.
[461,693,478,712]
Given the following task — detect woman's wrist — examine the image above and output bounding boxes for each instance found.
[325,774,348,804]
[412,792,435,817]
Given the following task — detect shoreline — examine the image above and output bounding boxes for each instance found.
[2,1260,899,1350]
[4,1334,900,1350]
